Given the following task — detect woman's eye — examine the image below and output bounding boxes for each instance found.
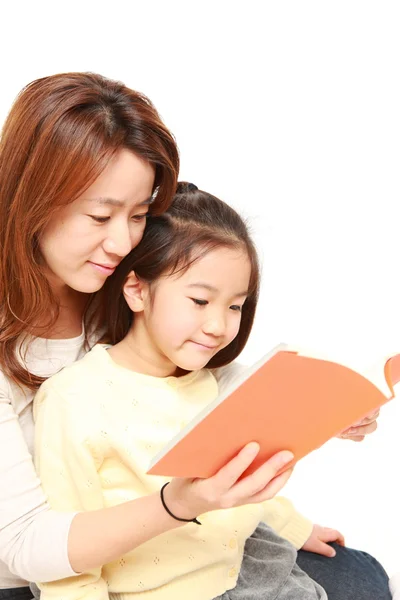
[131,214,148,223]
[191,298,208,306]
[89,215,110,223]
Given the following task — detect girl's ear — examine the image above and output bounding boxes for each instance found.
[123,271,149,313]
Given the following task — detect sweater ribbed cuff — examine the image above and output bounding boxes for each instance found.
[277,512,313,550]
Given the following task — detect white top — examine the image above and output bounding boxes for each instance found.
[390,572,400,600]
[0,332,87,588]
[0,332,245,589]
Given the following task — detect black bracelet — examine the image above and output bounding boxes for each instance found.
[160,482,201,525]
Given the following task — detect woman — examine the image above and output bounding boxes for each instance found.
[0,72,389,599]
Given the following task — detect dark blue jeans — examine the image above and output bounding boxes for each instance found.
[0,589,32,600]
[297,542,391,600]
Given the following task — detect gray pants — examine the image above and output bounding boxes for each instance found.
[28,585,39,600]
[215,521,327,600]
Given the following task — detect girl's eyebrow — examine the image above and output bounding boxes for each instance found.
[86,196,153,207]
[186,283,248,297]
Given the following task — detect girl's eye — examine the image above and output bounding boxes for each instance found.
[89,215,110,223]
[230,305,242,312]
[191,298,208,306]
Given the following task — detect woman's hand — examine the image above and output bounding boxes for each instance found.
[302,524,345,557]
[165,443,294,520]
[338,409,380,442]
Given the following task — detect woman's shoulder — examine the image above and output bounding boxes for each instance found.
[33,346,113,425]
[0,367,12,401]
[37,344,111,394]
[210,361,248,393]
[0,367,29,412]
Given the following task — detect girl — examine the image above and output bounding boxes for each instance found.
[33,183,326,600]
[0,73,389,599]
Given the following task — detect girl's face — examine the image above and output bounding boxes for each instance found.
[39,149,155,295]
[129,246,251,376]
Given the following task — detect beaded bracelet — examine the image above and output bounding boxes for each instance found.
[160,482,201,525]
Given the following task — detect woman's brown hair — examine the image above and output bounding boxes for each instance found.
[103,182,260,368]
[0,72,179,390]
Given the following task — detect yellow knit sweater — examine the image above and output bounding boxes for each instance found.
[34,345,312,600]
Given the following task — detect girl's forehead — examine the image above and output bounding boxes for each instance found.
[167,247,251,292]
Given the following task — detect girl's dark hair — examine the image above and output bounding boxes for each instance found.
[103,182,260,368]
[0,72,179,390]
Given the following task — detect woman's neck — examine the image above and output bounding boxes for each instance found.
[34,286,87,340]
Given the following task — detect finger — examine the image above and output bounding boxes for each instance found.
[340,413,379,437]
[354,417,378,429]
[350,409,380,428]
[346,422,378,437]
[251,467,294,502]
[341,420,377,436]
[231,451,294,499]
[316,541,336,558]
[338,430,364,440]
[320,528,344,543]
[335,532,346,546]
[359,409,380,424]
[211,442,261,490]
[341,434,366,442]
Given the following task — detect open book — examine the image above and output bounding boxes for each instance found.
[147,344,400,478]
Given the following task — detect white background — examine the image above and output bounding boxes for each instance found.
[1,0,399,576]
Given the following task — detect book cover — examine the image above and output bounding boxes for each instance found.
[147,345,400,478]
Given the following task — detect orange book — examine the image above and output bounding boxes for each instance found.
[147,344,400,478]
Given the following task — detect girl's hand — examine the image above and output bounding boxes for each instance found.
[302,524,345,557]
[338,409,380,442]
[164,443,294,520]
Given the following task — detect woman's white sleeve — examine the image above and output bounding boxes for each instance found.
[212,361,248,392]
[0,380,77,582]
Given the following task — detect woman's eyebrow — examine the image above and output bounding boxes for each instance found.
[86,196,153,207]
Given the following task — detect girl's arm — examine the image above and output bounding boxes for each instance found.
[0,378,183,584]
[34,384,186,598]
[36,386,293,579]
[262,497,313,549]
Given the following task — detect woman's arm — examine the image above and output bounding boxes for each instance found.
[0,377,76,583]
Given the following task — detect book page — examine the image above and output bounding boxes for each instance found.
[366,351,400,398]
[293,346,400,399]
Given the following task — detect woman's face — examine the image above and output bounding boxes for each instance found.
[40,149,155,294]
